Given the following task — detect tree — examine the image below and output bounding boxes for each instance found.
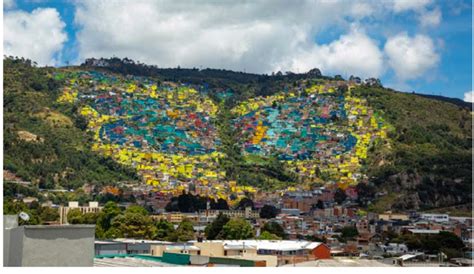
[211,198,229,210]
[3,199,39,225]
[97,201,121,232]
[259,204,279,219]
[220,218,254,240]
[356,183,375,207]
[262,221,286,239]
[236,197,254,210]
[154,219,175,241]
[67,208,84,224]
[313,200,324,210]
[169,218,195,242]
[177,193,196,212]
[103,227,122,239]
[82,212,100,224]
[39,207,59,223]
[305,234,326,243]
[436,231,464,250]
[334,188,347,205]
[258,231,281,240]
[205,213,230,240]
[338,226,359,241]
[111,212,156,239]
[125,205,149,215]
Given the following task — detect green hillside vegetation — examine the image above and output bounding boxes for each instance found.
[3,57,138,190]
[354,86,472,210]
[216,103,298,190]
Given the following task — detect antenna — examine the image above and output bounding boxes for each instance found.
[19,212,30,222]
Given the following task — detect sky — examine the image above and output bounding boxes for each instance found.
[3,0,473,101]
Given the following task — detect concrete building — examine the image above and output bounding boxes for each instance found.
[191,240,330,266]
[151,207,259,224]
[201,207,260,220]
[420,214,450,223]
[3,215,95,266]
[95,240,127,256]
[378,212,409,221]
[59,201,103,224]
[151,244,201,256]
[95,239,172,256]
[151,212,200,224]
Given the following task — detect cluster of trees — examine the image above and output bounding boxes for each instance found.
[334,226,359,243]
[259,204,279,219]
[165,192,229,213]
[394,232,465,258]
[204,213,286,240]
[81,58,327,98]
[164,192,264,213]
[64,201,285,241]
[66,201,195,241]
[4,198,59,225]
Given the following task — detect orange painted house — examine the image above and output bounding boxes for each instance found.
[311,243,331,259]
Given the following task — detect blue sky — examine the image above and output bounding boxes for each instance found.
[3,0,473,101]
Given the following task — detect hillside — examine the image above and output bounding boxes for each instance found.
[354,86,472,211]
[3,57,472,211]
[3,58,138,190]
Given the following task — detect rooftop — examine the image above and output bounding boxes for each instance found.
[282,258,392,267]
[407,229,440,234]
[94,257,178,267]
[194,240,324,251]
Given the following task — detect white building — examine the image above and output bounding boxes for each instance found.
[59,201,103,224]
[420,214,449,223]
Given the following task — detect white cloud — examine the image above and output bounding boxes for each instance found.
[419,7,442,27]
[391,0,433,13]
[3,0,15,9]
[73,0,386,76]
[4,8,68,66]
[350,2,375,19]
[276,27,384,78]
[464,91,474,103]
[384,32,439,80]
